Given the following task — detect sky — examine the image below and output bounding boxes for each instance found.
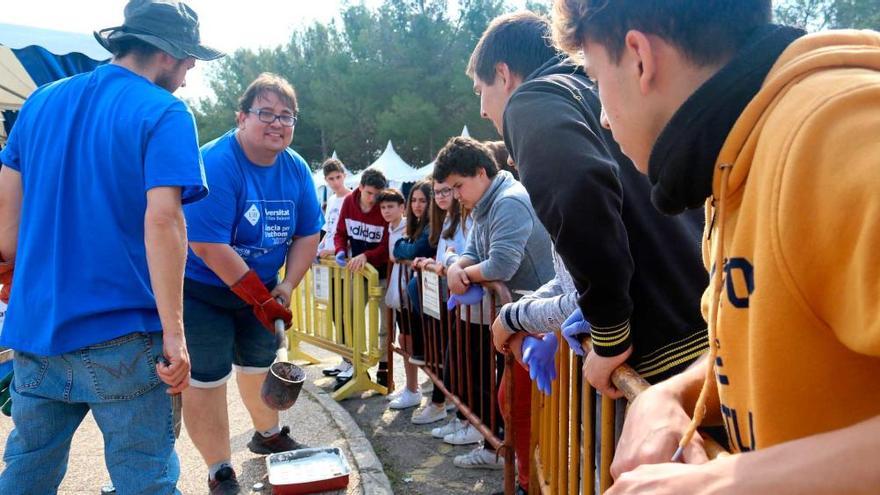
[2,0,530,102]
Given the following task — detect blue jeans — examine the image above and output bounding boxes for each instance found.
[0,332,180,495]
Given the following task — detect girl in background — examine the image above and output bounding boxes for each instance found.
[387,181,435,410]
[409,179,474,433]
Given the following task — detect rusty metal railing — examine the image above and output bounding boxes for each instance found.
[387,260,517,494]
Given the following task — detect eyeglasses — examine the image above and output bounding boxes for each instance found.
[433,187,453,198]
[248,108,298,127]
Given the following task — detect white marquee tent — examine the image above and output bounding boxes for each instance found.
[415,125,471,178]
[344,140,425,189]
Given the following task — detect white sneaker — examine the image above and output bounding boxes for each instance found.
[336,363,354,380]
[322,359,351,376]
[389,389,422,410]
[385,388,405,402]
[453,447,504,470]
[431,417,464,439]
[419,379,434,393]
[411,403,447,425]
[443,423,483,445]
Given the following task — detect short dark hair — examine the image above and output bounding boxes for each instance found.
[467,11,559,84]
[238,73,298,115]
[322,158,345,177]
[360,169,387,189]
[433,137,499,183]
[377,188,405,205]
[484,141,517,179]
[553,0,772,66]
[107,37,161,61]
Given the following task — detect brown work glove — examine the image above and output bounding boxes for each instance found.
[0,255,12,304]
[229,269,292,333]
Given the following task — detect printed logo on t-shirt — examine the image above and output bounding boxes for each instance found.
[234,200,296,259]
[323,204,342,233]
[245,204,261,226]
[345,219,384,243]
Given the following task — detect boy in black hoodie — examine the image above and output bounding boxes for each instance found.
[468,12,708,396]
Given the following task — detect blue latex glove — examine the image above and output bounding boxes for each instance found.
[561,308,590,356]
[522,333,558,395]
[334,251,347,267]
[446,284,484,310]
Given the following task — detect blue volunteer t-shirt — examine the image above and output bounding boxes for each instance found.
[0,64,208,355]
[184,130,324,286]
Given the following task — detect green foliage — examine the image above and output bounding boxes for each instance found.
[524,0,551,16]
[774,0,832,29]
[773,0,879,30]
[192,0,526,171]
[831,0,880,29]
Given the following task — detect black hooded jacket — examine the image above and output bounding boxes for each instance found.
[502,56,709,380]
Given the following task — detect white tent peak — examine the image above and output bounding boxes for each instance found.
[344,140,426,188]
[367,141,424,183]
[414,125,472,178]
[331,150,338,160]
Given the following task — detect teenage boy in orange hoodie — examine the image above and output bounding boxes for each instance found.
[552,1,880,493]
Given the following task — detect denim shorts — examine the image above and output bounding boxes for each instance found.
[183,278,278,387]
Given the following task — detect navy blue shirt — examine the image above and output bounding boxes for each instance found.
[184,130,324,286]
[0,64,207,355]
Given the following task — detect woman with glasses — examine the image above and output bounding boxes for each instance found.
[408,177,475,431]
[179,72,323,494]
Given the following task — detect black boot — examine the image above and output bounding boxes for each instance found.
[376,361,389,387]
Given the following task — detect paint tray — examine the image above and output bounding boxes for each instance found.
[266,447,351,494]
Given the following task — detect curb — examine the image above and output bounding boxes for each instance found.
[302,381,393,495]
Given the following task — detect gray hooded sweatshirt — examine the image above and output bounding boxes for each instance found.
[460,171,554,297]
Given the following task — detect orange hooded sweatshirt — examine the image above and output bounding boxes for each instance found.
[701,30,880,452]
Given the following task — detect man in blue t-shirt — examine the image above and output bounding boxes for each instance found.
[0,1,223,493]
[181,73,323,494]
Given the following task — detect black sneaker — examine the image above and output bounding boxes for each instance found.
[247,426,306,455]
[208,466,241,495]
[376,368,389,388]
[333,375,351,391]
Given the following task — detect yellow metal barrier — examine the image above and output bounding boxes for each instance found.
[530,337,727,494]
[288,259,387,401]
[531,334,616,495]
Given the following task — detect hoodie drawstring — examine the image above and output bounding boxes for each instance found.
[673,163,733,461]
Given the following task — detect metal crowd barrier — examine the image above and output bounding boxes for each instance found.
[387,261,518,494]
[287,258,387,400]
[531,337,728,494]
[531,335,612,494]
[287,257,726,494]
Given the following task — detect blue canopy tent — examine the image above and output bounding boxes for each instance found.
[0,23,109,144]
[0,24,108,372]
